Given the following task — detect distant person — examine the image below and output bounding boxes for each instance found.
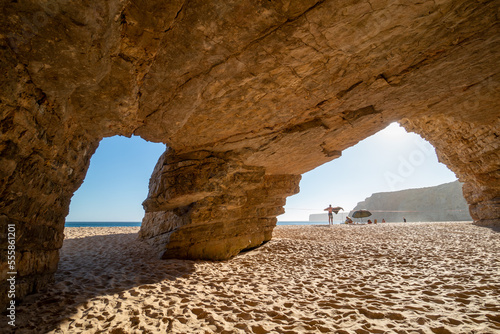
[367,219,373,224]
[345,216,353,224]
[382,219,386,223]
[324,205,334,225]
[403,217,407,223]
[374,219,377,224]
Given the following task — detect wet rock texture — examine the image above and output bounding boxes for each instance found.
[1,0,499,305]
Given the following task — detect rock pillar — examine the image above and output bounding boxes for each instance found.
[0,45,100,308]
[401,116,500,226]
[139,150,301,260]
[0,127,98,308]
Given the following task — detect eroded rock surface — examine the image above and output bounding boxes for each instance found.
[1,0,499,306]
[139,149,300,260]
[402,116,500,226]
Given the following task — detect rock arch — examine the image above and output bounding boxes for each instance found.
[1,0,498,306]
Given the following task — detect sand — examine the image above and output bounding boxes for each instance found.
[9,222,500,334]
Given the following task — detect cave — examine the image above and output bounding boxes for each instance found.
[1,0,498,308]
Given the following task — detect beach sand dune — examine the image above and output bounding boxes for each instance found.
[9,222,500,333]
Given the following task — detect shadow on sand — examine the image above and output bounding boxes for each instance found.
[8,231,196,333]
[486,225,500,233]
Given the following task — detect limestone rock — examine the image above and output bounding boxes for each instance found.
[350,181,472,222]
[401,116,500,226]
[1,0,499,307]
[139,150,300,260]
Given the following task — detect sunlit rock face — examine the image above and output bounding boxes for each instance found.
[350,180,472,222]
[401,116,500,227]
[1,0,498,305]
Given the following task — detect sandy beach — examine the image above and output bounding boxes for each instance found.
[9,222,500,333]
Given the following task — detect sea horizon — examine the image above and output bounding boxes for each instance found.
[64,221,339,227]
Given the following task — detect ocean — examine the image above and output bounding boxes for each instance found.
[64,221,337,227]
[65,222,142,227]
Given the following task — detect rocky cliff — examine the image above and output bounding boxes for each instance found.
[350,181,472,222]
[1,0,498,307]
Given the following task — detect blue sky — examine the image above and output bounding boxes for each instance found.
[279,123,457,221]
[66,123,458,222]
[66,137,166,222]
